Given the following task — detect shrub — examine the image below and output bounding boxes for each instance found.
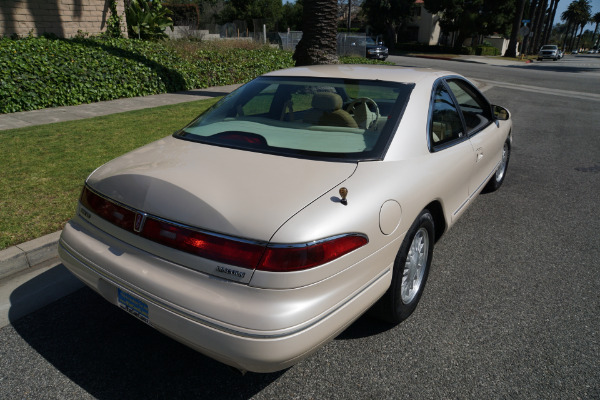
[475,46,500,56]
[126,0,174,40]
[0,36,391,114]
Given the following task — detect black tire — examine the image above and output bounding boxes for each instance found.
[372,210,434,324]
[482,139,510,193]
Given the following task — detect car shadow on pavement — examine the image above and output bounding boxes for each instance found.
[335,312,395,340]
[10,286,283,399]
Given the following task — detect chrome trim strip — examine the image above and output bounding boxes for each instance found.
[84,184,267,246]
[265,233,369,249]
[84,184,368,249]
[60,239,389,340]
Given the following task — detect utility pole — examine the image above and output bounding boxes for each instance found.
[347,0,352,32]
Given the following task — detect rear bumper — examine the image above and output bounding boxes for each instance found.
[58,218,393,372]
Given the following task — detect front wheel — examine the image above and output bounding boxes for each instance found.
[372,210,434,324]
[482,139,510,193]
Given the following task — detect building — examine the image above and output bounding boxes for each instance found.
[406,0,443,46]
[0,0,126,38]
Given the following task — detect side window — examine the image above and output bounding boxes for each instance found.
[446,79,492,135]
[241,84,278,116]
[430,83,464,147]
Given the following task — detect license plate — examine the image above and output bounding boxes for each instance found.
[117,288,150,324]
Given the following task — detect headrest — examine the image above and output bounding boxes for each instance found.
[311,92,342,111]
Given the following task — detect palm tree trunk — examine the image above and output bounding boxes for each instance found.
[542,0,559,45]
[575,24,585,51]
[293,0,339,66]
[562,20,572,50]
[531,0,548,53]
[506,0,527,57]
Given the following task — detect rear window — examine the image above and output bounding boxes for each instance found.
[175,76,413,161]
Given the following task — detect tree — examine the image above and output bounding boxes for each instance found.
[293,0,339,66]
[590,12,600,48]
[561,1,577,49]
[281,0,304,31]
[423,0,515,50]
[561,0,592,51]
[505,0,526,57]
[220,0,283,31]
[541,0,560,46]
[361,0,416,49]
[530,0,548,54]
[572,0,591,50]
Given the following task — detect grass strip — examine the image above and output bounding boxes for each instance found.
[0,97,219,250]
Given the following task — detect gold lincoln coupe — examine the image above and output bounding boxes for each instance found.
[59,65,512,373]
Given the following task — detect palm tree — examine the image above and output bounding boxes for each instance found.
[561,0,591,51]
[505,0,527,57]
[293,0,339,66]
[561,0,592,49]
[591,12,600,49]
[561,3,577,50]
[573,0,591,51]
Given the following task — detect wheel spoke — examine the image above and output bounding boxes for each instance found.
[401,228,429,304]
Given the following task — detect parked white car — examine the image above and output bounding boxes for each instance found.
[538,44,560,61]
[59,65,513,373]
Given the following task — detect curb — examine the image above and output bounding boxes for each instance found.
[0,231,61,280]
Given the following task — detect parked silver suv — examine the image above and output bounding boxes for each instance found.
[538,45,560,61]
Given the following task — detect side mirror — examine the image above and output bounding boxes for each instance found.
[493,105,509,121]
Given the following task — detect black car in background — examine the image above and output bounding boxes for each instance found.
[366,37,388,61]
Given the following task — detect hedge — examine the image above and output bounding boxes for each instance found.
[0,37,296,114]
[0,36,393,114]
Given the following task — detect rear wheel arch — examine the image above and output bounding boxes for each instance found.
[425,200,446,243]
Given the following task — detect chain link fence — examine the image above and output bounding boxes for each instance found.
[167,20,369,58]
[278,31,367,57]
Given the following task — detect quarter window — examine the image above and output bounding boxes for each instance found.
[446,79,492,135]
[430,84,464,146]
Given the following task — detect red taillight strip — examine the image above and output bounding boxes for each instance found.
[80,186,266,269]
[140,217,265,270]
[258,234,368,272]
[79,185,368,272]
[80,185,137,231]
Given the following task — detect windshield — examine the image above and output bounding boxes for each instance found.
[541,45,557,50]
[176,76,413,161]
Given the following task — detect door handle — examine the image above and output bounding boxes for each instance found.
[476,148,483,162]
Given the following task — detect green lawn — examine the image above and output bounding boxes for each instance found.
[0,97,219,250]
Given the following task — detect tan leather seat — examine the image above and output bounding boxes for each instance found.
[303,92,358,128]
[432,121,448,142]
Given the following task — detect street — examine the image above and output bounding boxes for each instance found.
[1,55,599,399]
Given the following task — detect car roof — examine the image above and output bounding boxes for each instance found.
[263,65,455,85]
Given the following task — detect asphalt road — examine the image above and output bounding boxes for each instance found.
[1,55,599,399]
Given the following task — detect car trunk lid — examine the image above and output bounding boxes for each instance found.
[86,136,357,244]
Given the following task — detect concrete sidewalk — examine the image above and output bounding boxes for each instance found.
[409,53,532,66]
[0,84,241,131]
